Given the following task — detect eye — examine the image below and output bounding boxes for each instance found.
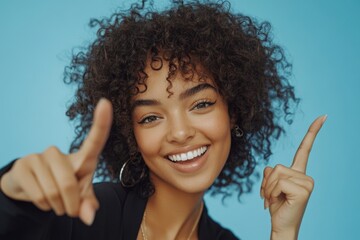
[138,115,160,125]
[191,100,216,110]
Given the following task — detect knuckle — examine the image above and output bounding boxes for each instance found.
[263,167,273,178]
[299,186,311,197]
[11,160,24,173]
[264,166,273,173]
[46,190,61,202]
[307,176,315,184]
[12,162,28,179]
[27,153,41,161]
[274,164,286,173]
[277,178,286,187]
[45,146,61,155]
[306,177,315,191]
[15,154,39,169]
[60,181,77,194]
[30,154,43,166]
[33,195,47,206]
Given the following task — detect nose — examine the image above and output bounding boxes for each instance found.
[166,114,196,144]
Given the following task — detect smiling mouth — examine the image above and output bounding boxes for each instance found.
[167,146,208,162]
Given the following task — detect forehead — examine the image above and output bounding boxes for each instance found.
[132,58,215,100]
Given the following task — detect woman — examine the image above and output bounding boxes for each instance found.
[0,0,325,239]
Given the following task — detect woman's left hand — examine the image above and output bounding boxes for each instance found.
[261,115,327,240]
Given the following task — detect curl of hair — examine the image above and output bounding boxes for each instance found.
[64,0,299,199]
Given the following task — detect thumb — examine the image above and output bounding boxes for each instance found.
[79,181,99,226]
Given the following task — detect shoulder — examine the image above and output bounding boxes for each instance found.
[94,182,127,199]
[91,182,147,239]
[93,181,127,204]
[199,205,240,240]
[92,182,146,211]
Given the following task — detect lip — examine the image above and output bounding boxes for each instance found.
[167,145,210,174]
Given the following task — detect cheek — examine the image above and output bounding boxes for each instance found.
[133,126,163,158]
[196,107,231,141]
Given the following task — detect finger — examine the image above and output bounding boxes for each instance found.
[24,175,52,211]
[11,160,52,211]
[79,183,99,226]
[264,176,314,201]
[31,156,66,216]
[2,157,51,211]
[260,167,273,199]
[79,199,97,226]
[264,164,310,193]
[291,115,327,173]
[44,147,80,217]
[268,178,312,206]
[79,174,94,198]
[71,99,113,177]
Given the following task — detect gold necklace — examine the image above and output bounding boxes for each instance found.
[140,202,204,240]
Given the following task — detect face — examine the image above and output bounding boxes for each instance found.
[132,60,232,194]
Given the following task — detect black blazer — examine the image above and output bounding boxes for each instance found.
[0,161,239,240]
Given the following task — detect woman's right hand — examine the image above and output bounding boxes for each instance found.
[0,98,113,226]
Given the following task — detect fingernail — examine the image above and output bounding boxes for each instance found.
[322,114,328,124]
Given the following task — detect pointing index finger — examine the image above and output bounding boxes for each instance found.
[72,98,113,172]
[291,115,327,173]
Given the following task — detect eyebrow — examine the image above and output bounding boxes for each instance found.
[131,99,160,111]
[131,83,217,111]
[179,83,217,100]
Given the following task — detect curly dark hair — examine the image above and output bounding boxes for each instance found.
[64,0,298,199]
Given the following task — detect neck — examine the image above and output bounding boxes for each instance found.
[144,176,205,239]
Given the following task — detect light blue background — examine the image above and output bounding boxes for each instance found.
[1,0,359,239]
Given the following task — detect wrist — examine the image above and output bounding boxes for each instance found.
[271,228,298,240]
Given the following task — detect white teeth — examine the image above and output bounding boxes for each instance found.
[167,146,208,162]
[193,150,199,158]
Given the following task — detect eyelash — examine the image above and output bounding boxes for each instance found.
[191,99,216,110]
[138,115,160,125]
[137,100,216,125]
